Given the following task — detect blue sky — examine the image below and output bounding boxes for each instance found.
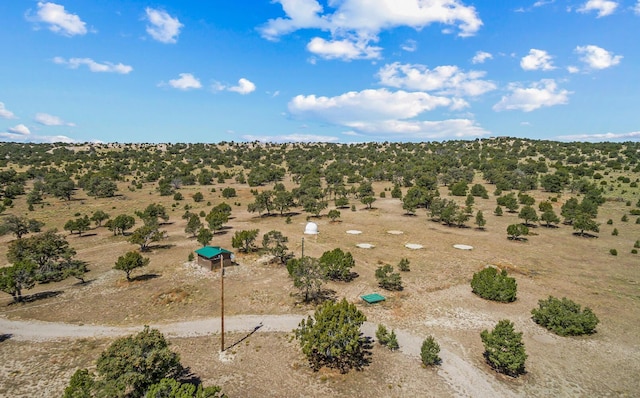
[1,0,639,144]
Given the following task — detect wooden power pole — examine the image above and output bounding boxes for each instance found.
[220,255,224,352]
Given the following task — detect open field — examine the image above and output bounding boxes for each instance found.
[1,141,639,397]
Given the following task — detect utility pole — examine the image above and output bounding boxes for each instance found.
[220,255,224,352]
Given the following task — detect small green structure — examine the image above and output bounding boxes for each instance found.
[194,246,233,270]
[361,293,386,304]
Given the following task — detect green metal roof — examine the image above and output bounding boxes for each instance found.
[361,293,385,304]
[194,246,232,259]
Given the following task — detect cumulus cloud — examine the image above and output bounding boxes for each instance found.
[145,8,183,43]
[34,113,75,126]
[1,123,76,143]
[259,0,482,61]
[287,88,489,139]
[213,78,257,94]
[289,88,453,124]
[635,1,640,14]
[7,124,31,136]
[307,37,382,60]
[493,79,571,112]
[577,0,618,17]
[242,134,340,143]
[556,131,640,141]
[164,73,202,90]
[0,102,16,119]
[377,63,496,97]
[567,65,580,73]
[53,57,133,74]
[520,49,555,71]
[28,2,87,36]
[471,51,492,64]
[228,78,256,95]
[575,45,622,69]
[342,118,490,139]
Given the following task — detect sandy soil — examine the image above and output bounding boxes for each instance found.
[1,177,639,397]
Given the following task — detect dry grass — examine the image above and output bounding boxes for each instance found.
[1,177,639,396]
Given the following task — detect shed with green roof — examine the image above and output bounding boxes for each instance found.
[194,246,233,270]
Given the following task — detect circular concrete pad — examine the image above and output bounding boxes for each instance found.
[346,230,363,235]
[387,230,404,235]
[405,243,423,250]
[453,244,474,250]
[356,243,375,249]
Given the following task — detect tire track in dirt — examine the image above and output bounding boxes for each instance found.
[0,315,511,397]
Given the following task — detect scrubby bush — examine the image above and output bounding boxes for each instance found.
[376,324,399,351]
[420,336,441,366]
[610,248,618,256]
[481,320,527,377]
[531,296,599,336]
[471,267,517,302]
[375,264,403,291]
[398,258,410,272]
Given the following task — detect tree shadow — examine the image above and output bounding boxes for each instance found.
[294,288,337,305]
[540,224,559,229]
[73,278,97,286]
[224,322,263,351]
[8,290,64,305]
[402,212,418,217]
[79,233,98,237]
[150,243,176,250]
[572,232,599,238]
[178,367,203,386]
[130,273,161,282]
[507,237,529,242]
[0,334,12,342]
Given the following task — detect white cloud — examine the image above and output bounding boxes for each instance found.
[145,8,183,43]
[577,0,618,17]
[556,131,640,141]
[287,88,489,139]
[1,123,76,143]
[213,78,257,94]
[635,1,640,14]
[534,0,555,7]
[28,2,87,36]
[493,79,571,112]
[575,45,622,69]
[0,102,16,119]
[289,88,452,124]
[377,62,496,97]
[343,118,490,139]
[520,49,555,71]
[471,51,492,64]
[7,124,31,136]
[307,37,382,60]
[166,73,202,90]
[228,78,257,95]
[53,57,133,74]
[260,0,482,61]
[242,134,340,143]
[567,65,580,73]
[34,113,75,126]
[401,39,417,52]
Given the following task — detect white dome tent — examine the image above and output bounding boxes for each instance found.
[304,222,319,235]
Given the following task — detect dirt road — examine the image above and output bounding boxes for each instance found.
[0,315,511,397]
